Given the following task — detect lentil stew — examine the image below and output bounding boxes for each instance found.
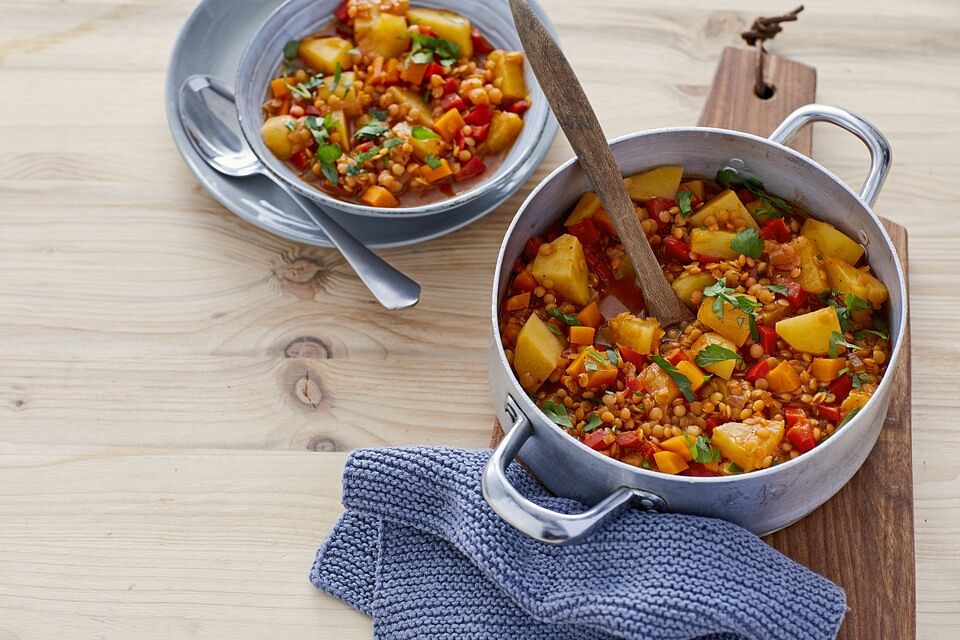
[498,165,892,476]
[260,0,530,208]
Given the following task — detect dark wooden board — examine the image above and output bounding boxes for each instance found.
[492,46,915,640]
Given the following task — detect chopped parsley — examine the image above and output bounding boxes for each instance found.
[828,331,859,358]
[605,349,620,366]
[383,138,404,149]
[369,107,388,120]
[315,143,343,185]
[582,414,603,432]
[412,125,440,140]
[676,189,693,216]
[727,461,744,474]
[408,33,461,66]
[650,355,695,402]
[851,372,870,389]
[329,62,342,93]
[694,344,742,368]
[702,278,761,341]
[304,114,335,145]
[540,400,572,428]
[837,407,861,429]
[283,39,300,60]
[715,167,793,217]
[765,283,789,295]
[690,435,722,464]
[730,227,764,259]
[546,324,563,336]
[354,120,389,140]
[547,307,580,326]
[423,154,443,170]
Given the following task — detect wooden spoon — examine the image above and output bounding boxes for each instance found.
[509,0,693,328]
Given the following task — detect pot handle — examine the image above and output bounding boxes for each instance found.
[768,104,892,207]
[482,396,668,545]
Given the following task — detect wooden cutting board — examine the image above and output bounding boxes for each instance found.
[491,47,915,639]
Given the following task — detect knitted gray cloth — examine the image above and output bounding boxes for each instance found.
[311,447,846,639]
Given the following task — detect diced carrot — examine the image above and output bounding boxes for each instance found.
[513,269,537,292]
[659,435,694,461]
[654,450,689,474]
[361,185,399,208]
[433,108,467,140]
[569,326,595,345]
[584,368,618,388]
[766,361,802,393]
[593,208,618,237]
[400,61,428,85]
[576,301,603,328]
[503,292,530,312]
[271,77,292,99]
[675,360,707,391]
[810,357,846,382]
[420,158,453,183]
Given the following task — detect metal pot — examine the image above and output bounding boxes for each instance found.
[483,104,906,545]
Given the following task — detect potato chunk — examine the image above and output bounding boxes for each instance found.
[801,219,864,265]
[513,314,563,391]
[355,12,410,59]
[711,420,784,472]
[671,271,716,308]
[531,234,590,305]
[689,332,740,380]
[697,297,752,346]
[823,257,889,308]
[688,189,758,229]
[299,37,354,74]
[638,362,680,405]
[775,306,841,355]
[792,236,828,294]
[485,111,524,153]
[623,165,683,201]
[608,312,663,355]
[261,115,295,159]
[407,8,473,58]
[690,228,740,260]
[564,192,602,227]
[488,50,527,101]
[384,87,433,126]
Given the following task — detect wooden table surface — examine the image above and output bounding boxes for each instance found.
[1,0,957,637]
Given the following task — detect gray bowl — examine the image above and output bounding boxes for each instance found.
[235,0,555,218]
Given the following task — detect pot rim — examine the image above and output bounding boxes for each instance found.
[490,124,908,485]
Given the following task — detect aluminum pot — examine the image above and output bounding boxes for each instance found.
[483,104,906,544]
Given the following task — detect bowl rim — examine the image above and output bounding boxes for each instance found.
[234,0,555,218]
[490,124,908,485]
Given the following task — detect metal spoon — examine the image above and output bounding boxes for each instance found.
[178,74,421,310]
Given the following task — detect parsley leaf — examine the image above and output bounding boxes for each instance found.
[650,355,695,402]
[851,372,870,389]
[354,120,389,140]
[304,115,333,145]
[676,189,693,216]
[423,154,443,169]
[605,350,620,366]
[765,283,789,295]
[541,400,572,428]
[690,435,722,463]
[828,331,859,358]
[383,138,404,149]
[695,344,742,368]
[408,33,461,67]
[582,414,603,432]
[287,82,312,99]
[727,461,743,474]
[547,324,563,336]
[546,308,580,326]
[412,125,440,140]
[844,293,871,313]
[315,143,342,185]
[369,107,388,120]
[329,62,341,93]
[837,407,861,429]
[730,227,764,259]
[715,167,793,216]
[283,39,300,60]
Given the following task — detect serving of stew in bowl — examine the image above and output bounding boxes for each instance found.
[237,0,550,216]
[498,164,892,477]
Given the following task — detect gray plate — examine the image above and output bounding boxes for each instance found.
[165,0,558,249]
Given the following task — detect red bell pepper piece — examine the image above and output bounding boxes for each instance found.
[304,105,322,116]
[424,61,446,80]
[441,77,459,94]
[354,140,375,153]
[334,0,350,21]
[618,345,648,369]
[625,376,645,395]
[786,421,817,453]
[583,429,612,451]
[506,100,529,115]
[757,325,778,355]
[471,27,495,55]
[418,25,438,37]
[759,218,790,242]
[522,236,543,260]
[464,104,492,126]
[783,406,807,427]
[736,187,756,204]
[745,359,770,383]
[615,431,643,450]
[666,349,687,366]
[779,279,807,308]
[512,268,537,292]
[696,255,724,265]
[645,197,676,221]
[583,249,615,284]
[456,156,486,181]
[470,124,489,143]
[439,92,466,112]
[290,150,310,170]
[684,462,719,477]
[704,417,721,434]
[817,404,844,422]
[567,218,601,247]
[827,375,852,401]
[662,237,692,264]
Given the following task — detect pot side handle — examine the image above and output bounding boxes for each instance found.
[482,396,667,545]
[769,104,892,207]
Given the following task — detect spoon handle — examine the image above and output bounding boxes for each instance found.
[508,0,692,327]
[276,181,421,310]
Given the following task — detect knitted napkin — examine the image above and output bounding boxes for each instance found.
[311,447,846,639]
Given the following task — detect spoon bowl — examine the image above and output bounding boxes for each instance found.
[178,74,420,310]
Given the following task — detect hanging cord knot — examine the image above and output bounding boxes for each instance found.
[741,5,804,98]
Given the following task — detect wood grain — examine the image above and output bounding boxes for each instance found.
[0,0,957,638]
